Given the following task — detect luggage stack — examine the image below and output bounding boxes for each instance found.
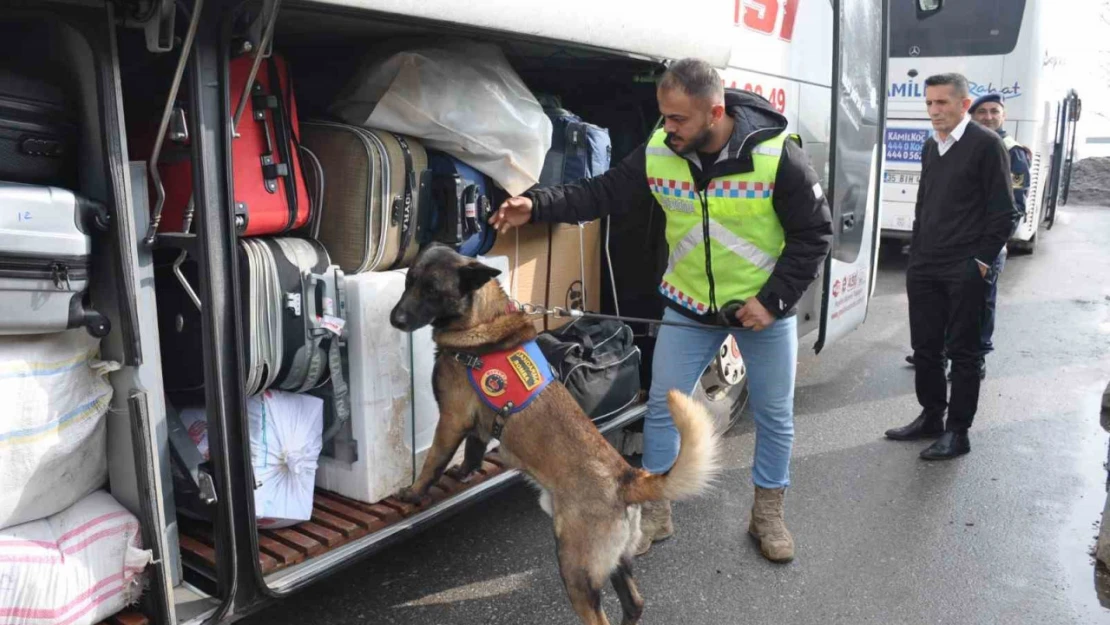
[0,54,152,624]
[153,41,625,530]
[150,52,347,528]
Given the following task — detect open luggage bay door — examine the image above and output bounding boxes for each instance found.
[814,0,889,353]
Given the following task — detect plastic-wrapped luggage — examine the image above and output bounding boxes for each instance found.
[329,41,551,196]
[0,490,151,625]
[172,390,324,528]
[0,329,117,531]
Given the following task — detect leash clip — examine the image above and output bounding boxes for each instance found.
[453,352,483,369]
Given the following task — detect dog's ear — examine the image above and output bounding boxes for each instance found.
[458,262,501,294]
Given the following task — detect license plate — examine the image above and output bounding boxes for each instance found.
[884,171,920,185]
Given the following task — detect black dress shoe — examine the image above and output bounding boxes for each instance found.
[905,354,916,366]
[919,430,970,460]
[885,413,945,441]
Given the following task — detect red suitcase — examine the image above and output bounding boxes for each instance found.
[143,52,311,237]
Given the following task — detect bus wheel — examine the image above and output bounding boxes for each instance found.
[693,336,749,435]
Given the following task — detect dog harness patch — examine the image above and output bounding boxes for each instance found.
[465,340,554,416]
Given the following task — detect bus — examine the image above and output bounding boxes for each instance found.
[0,1,885,623]
[881,0,1076,254]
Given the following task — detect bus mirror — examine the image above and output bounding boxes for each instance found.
[916,0,943,18]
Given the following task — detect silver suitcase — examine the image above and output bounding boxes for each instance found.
[0,182,110,336]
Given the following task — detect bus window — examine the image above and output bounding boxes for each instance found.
[890,0,1026,58]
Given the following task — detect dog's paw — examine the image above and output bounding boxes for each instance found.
[395,487,424,505]
[444,465,477,483]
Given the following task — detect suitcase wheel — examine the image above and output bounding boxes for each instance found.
[83,311,112,338]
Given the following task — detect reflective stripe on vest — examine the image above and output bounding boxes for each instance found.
[645,128,788,314]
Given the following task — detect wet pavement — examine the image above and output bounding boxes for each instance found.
[243,205,1110,624]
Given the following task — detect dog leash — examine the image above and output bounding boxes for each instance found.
[509,300,750,331]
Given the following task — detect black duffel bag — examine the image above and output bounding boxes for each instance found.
[537,318,642,421]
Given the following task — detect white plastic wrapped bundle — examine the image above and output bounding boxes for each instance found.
[330,40,552,196]
[0,490,151,625]
[0,330,117,530]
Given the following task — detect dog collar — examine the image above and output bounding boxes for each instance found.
[457,339,554,437]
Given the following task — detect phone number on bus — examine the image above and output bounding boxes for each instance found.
[725,80,787,114]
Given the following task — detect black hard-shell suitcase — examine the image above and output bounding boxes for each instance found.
[0,69,77,187]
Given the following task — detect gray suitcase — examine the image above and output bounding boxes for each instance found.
[0,182,110,337]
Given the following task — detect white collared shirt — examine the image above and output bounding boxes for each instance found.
[935,115,971,157]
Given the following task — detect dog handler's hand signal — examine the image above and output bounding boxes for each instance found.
[490,196,533,234]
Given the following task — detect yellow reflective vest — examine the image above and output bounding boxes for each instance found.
[645,128,791,314]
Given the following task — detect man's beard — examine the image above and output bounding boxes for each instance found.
[665,125,714,155]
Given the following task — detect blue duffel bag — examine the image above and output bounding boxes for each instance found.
[537,97,613,186]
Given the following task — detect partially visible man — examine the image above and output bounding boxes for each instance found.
[968,93,1029,364]
[885,73,1021,460]
[903,92,1029,379]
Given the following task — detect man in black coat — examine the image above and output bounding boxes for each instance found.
[884,73,1021,460]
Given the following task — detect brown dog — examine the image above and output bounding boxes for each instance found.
[390,245,721,625]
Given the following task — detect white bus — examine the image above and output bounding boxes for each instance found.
[881,0,1072,254]
[3,1,885,623]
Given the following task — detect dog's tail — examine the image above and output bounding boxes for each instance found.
[621,390,722,504]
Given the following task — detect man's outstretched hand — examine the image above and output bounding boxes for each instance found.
[490,196,534,234]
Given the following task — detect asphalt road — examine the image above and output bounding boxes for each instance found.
[243,204,1110,625]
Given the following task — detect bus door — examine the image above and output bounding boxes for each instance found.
[1047,89,1082,228]
[1057,89,1082,213]
[814,0,889,352]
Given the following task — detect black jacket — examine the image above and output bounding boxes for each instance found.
[911,120,1019,269]
[526,90,833,319]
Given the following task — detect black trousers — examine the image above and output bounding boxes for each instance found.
[907,258,989,430]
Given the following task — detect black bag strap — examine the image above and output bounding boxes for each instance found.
[267,58,299,231]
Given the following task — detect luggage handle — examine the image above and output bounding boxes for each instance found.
[231,0,281,134]
[266,57,301,228]
[250,81,284,195]
[299,144,325,239]
[300,266,345,341]
[461,183,482,236]
[389,134,417,268]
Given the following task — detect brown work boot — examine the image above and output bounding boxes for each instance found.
[748,486,795,563]
[633,500,674,556]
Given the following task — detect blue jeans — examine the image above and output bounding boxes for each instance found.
[643,307,798,488]
[980,246,1008,354]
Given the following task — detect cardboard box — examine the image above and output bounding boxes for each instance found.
[485,221,603,331]
[486,223,550,331]
[546,221,601,330]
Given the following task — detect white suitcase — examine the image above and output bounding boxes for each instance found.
[315,256,508,504]
[0,183,110,336]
